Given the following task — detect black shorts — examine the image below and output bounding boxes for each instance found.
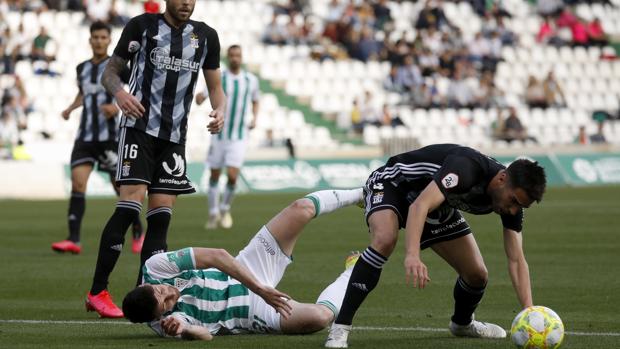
[115,127,195,195]
[70,141,118,174]
[363,179,471,250]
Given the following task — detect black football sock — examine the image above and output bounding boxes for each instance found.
[131,215,143,239]
[90,200,142,295]
[335,246,387,325]
[67,191,86,243]
[451,276,486,326]
[136,207,172,285]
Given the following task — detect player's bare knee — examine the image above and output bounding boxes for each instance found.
[317,306,335,328]
[291,198,316,220]
[306,306,333,332]
[71,180,87,193]
[463,267,488,288]
[370,231,397,256]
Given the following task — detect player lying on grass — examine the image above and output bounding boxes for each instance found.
[122,188,363,340]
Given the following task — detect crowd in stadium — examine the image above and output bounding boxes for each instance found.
[1,0,618,159]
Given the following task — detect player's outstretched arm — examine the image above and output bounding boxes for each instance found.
[203,68,226,134]
[102,54,144,118]
[503,228,533,308]
[192,248,293,318]
[404,181,445,289]
[61,92,83,120]
[160,316,213,341]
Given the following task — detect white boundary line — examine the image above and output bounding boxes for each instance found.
[1,320,619,337]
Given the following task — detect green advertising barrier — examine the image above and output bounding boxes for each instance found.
[552,153,620,185]
[64,153,620,196]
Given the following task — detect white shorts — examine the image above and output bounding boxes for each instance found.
[235,226,292,333]
[206,139,248,169]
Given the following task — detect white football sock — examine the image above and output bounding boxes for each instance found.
[316,267,353,319]
[304,188,363,217]
[207,181,220,216]
[220,184,235,213]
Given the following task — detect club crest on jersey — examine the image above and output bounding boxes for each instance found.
[372,192,384,204]
[122,161,131,177]
[442,173,459,189]
[174,278,188,289]
[190,32,199,48]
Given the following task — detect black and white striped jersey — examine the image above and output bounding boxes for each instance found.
[114,13,221,145]
[367,144,523,231]
[75,57,129,142]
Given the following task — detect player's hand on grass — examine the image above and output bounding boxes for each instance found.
[161,316,184,337]
[100,104,119,119]
[404,254,430,289]
[207,109,224,134]
[115,90,145,118]
[256,286,293,319]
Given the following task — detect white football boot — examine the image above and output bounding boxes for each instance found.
[325,323,351,348]
[204,214,220,230]
[220,211,233,229]
[449,316,506,338]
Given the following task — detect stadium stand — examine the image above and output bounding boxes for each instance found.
[1,0,619,163]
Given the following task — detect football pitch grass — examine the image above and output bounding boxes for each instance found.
[1,186,619,348]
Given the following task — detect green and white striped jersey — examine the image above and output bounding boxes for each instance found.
[143,248,252,335]
[216,69,260,141]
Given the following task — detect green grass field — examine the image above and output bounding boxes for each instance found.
[1,186,619,348]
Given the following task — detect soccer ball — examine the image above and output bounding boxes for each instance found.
[511,306,565,349]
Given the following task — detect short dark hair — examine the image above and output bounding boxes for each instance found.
[506,159,547,203]
[122,285,158,323]
[228,44,241,52]
[90,21,111,35]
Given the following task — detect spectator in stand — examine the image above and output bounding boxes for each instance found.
[589,121,607,144]
[525,75,548,108]
[411,82,438,109]
[498,107,537,143]
[468,32,490,68]
[350,99,363,134]
[372,0,391,31]
[417,47,439,76]
[8,22,30,66]
[556,7,577,28]
[383,64,403,93]
[380,104,403,127]
[537,16,565,46]
[574,125,589,144]
[396,55,423,92]
[446,68,475,108]
[543,72,566,107]
[284,15,302,45]
[325,0,344,23]
[354,26,380,62]
[263,13,287,45]
[570,17,589,47]
[359,90,380,127]
[31,27,55,63]
[587,18,608,47]
[415,0,449,31]
[143,0,159,14]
